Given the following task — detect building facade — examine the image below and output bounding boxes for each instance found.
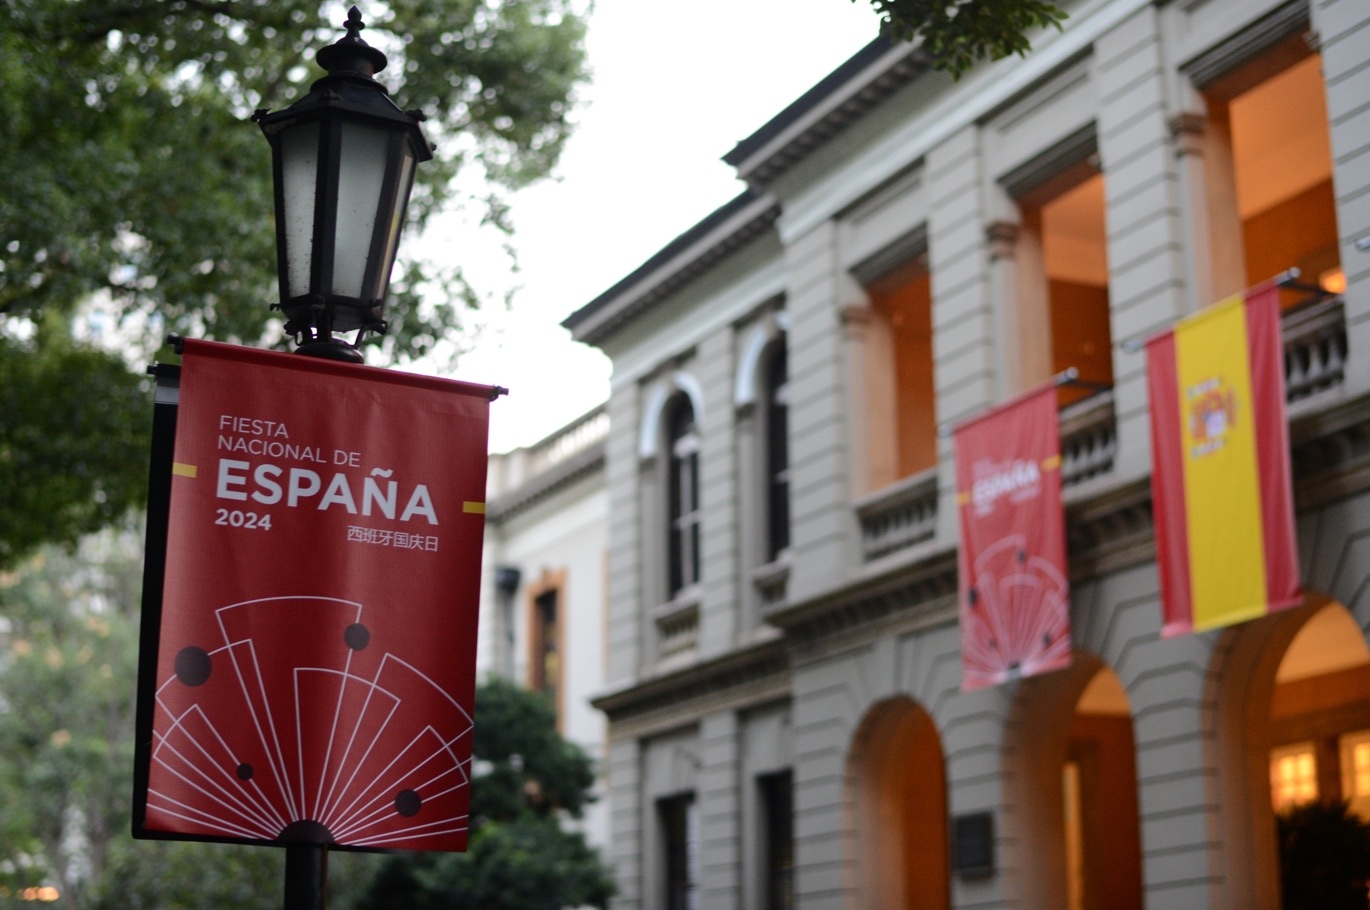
[563,0,1370,906]
[479,406,611,850]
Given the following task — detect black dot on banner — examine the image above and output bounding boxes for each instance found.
[174,647,212,686]
[968,588,979,607]
[394,789,422,818]
[344,623,371,651]
[237,763,255,781]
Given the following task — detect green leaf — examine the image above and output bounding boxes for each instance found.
[860,0,1068,78]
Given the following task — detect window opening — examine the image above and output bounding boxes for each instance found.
[866,260,936,484]
[661,794,699,910]
[764,344,791,561]
[1218,52,1340,304]
[1270,742,1319,811]
[1340,730,1370,819]
[759,771,795,910]
[529,586,560,711]
[667,397,701,597]
[1030,170,1114,406]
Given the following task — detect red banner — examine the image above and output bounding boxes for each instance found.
[135,339,491,852]
[954,384,1070,691]
[1146,283,1300,636]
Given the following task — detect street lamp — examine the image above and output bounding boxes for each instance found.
[252,16,433,907]
[253,6,433,363]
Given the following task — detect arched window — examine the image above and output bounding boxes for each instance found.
[667,395,701,597]
[763,341,790,562]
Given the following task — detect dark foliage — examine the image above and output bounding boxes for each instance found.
[1278,800,1370,910]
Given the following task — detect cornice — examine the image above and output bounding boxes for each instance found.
[767,548,960,659]
[1289,391,1370,510]
[1065,476,1156,579]
[723,39,931,189]
[1180,0,1310,91]
[485,441,605,523]
[562,193,781,348]
[591,385,1370,730]
[592,633,791,735]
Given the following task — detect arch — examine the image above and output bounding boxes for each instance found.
[1208,592,1370,910]
[639,371,706,460]
[1003,653,1142,910]
[846,696,949,909]
[734,310,790,408]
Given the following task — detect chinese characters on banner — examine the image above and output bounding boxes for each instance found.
[1145,282,1301,636]
[953,384,1071,691]
[134,339,493,852]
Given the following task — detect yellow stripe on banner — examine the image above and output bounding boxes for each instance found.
[1175,294,1268,630]
[463,501,486,514]
[172,463,198,478]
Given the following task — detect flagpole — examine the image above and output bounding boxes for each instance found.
[1117,268,1305,355]
[937,367,1085,438]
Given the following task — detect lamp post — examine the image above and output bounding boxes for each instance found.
[253,6,433,363]
[251,10,430,908]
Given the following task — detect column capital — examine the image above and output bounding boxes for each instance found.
[985,221,1020,261]
[1168,112,1207,157]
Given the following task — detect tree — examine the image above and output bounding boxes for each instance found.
[0,0,589,563]
[1,0,588,353]
[340,677,615,910]
[0,323,151,571]
[859,0,1068,78]
[1,533,612,909]
[0,526,145,908]
[1277,801,1370,910]
[0,526,339,908]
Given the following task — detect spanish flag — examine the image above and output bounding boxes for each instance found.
[1146,282,1301,636]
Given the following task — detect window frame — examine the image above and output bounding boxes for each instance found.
[666,394,702,599]
[660,793,699,910]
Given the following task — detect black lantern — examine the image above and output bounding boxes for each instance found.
[253,7,433,362]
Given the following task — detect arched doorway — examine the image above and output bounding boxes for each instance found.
[1268,602,1370,812]
[1212,596,1370,909]
[847,697,949,909]
[1007,655,1143,910]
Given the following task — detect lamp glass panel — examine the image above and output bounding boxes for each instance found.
[332,121,391,299]
[366,147,415,303]
[280,122,320,301]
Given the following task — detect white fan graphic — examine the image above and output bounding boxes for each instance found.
[961,534,1070,688]
[146,596,472,850]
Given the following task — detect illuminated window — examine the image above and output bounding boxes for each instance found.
[1340,730,1370,819]
[1021,170,1114,406]
[863,259,936,488]
[1270,742,1318,811]
[1207,48,1341,303]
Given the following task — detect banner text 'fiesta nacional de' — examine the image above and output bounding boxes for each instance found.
[953,385,1071,691]
[134,339,492,853]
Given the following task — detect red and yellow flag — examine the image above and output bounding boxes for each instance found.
[1145,283,1301,636]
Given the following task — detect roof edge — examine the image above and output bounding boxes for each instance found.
[563,190,780,345]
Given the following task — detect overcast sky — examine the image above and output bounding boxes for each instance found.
[420,0,881,453]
